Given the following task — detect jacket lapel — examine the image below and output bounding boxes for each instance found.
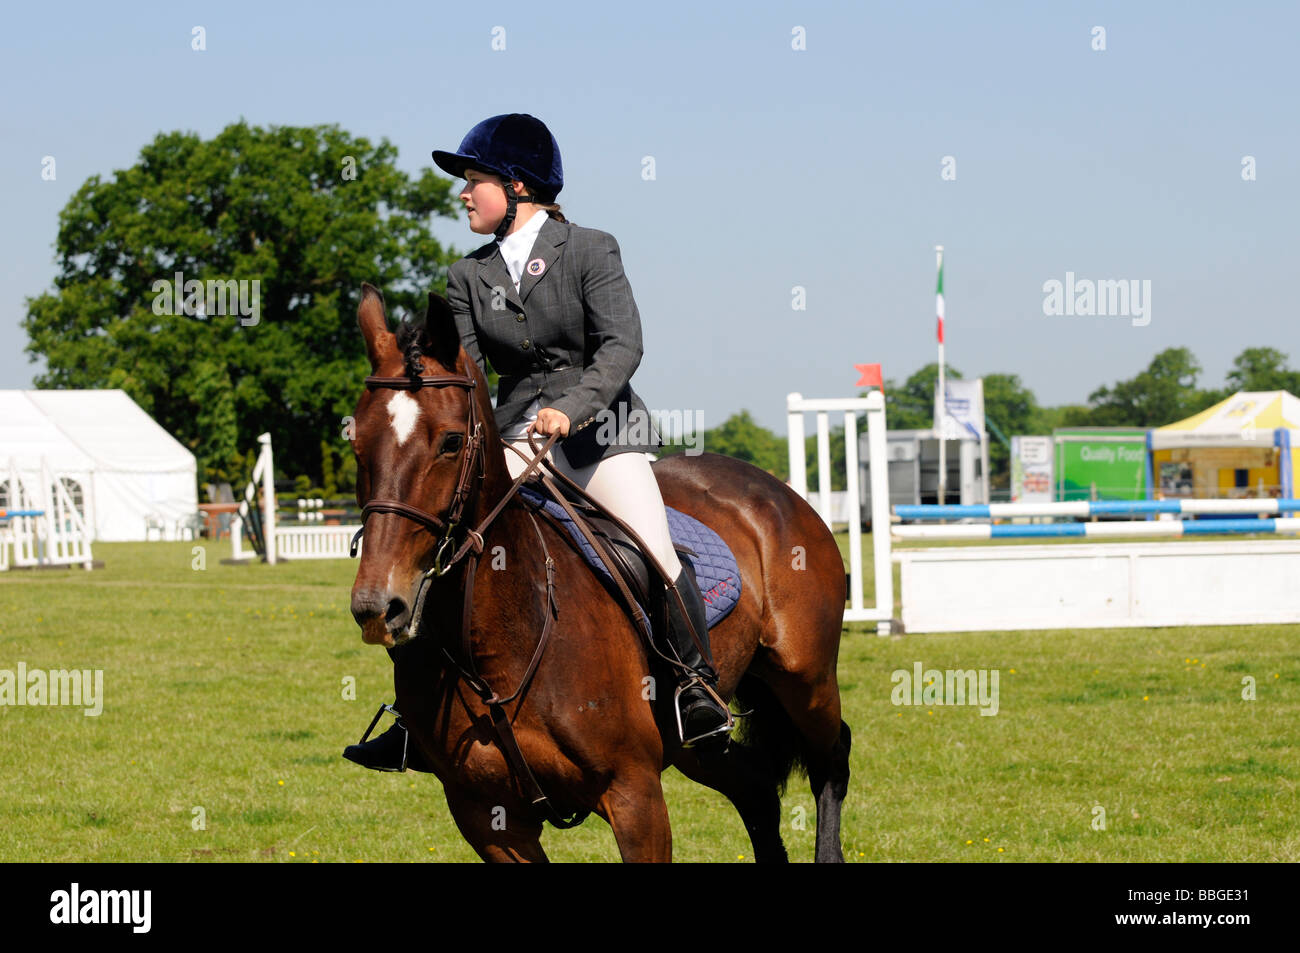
[518,215,568,306]
[477,247,524,312]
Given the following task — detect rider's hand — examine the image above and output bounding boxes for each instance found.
[528,408,571,438]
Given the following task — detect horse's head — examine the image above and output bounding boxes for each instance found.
[348,283,502,647]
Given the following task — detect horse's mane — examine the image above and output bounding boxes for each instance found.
[394,316,426,379]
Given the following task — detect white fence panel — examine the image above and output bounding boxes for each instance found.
[275,525,363,560]
[896,540,1300,632]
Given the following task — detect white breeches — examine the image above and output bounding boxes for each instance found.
[505,440,682,579]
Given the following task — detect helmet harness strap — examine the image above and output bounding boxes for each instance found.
[493,179,542,241]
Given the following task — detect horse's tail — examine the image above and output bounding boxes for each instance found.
[733,674,807,795]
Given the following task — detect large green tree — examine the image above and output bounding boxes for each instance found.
[873,364,1041,488]
[661,410,788,479]
[1081,347,1218,426]
[883,362,954,431]
[982,372,1041,487]
[1224,347,1300,394]
[23,121,461,487]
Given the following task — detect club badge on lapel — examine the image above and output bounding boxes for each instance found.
[526,258,546,277]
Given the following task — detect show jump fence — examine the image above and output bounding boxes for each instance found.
[787,391,1300,634]
[228,434,362,563]
[787,392,893,633]
[1,457,95,571]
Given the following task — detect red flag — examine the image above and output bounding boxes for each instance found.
[855,363,883,389]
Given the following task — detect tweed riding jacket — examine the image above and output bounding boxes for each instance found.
[445,213,662,469]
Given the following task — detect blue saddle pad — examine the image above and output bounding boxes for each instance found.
[517,484,742,629]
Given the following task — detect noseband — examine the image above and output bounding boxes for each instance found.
[350,373,485,573]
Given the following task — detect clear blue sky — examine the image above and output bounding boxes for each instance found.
[2,0,1296,435]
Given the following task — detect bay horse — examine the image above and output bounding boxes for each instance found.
[348,283,851,862]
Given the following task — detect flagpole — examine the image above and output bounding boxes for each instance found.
[935,245,946,505]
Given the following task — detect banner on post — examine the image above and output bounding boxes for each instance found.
[934,378,985,441]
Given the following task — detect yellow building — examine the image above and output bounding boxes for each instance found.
[1150,391,1299,498]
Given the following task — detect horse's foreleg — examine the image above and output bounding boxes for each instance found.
[443,785,549,863]
[598,770,672,863]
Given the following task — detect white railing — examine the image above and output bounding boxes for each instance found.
[787,391,893,633]
[275,524,362,560]
[4,457,94,570]
[229,434,361,562]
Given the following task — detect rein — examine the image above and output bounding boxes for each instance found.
[512,433,732,723]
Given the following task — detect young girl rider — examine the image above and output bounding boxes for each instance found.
[344,113,730,770]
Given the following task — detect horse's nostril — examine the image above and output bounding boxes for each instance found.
[385,598,410,629]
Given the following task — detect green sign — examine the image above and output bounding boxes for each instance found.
[1053,430,1148,501]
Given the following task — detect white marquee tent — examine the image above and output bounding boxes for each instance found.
[1,389,198,541]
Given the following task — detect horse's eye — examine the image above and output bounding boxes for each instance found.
[440,433,464,455]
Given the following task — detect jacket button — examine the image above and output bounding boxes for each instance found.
[521,339,531,350]
[516,313,525,322]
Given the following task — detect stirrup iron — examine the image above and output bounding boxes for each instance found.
[673,677,735,749]
[355,702,409,772]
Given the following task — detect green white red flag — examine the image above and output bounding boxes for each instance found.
[936,256,945,344]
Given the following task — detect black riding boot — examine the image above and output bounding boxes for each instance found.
[664,567,732,749]
[344,642,436,773]
[342,703,436,773]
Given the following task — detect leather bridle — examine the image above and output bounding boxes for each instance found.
[350,373,485,573]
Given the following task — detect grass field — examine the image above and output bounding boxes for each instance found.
[1,538,1297,862]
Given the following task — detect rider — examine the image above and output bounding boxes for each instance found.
[344,113,731,770]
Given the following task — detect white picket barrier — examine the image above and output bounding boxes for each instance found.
[894,539,1300,632]
[787,392,893,634]
[273,524,362,560]
[229,432,281,564]
[3,458,95,570]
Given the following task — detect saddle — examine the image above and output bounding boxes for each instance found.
[516,480,742,640]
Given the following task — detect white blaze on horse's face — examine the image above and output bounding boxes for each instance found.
[387,392,420,446]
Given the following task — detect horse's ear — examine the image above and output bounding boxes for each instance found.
[421,292,462,372]
[358,283,397,369]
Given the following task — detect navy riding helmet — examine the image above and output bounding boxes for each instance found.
[432,114,563,240]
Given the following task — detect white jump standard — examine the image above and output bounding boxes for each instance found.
[228,433,363,563]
